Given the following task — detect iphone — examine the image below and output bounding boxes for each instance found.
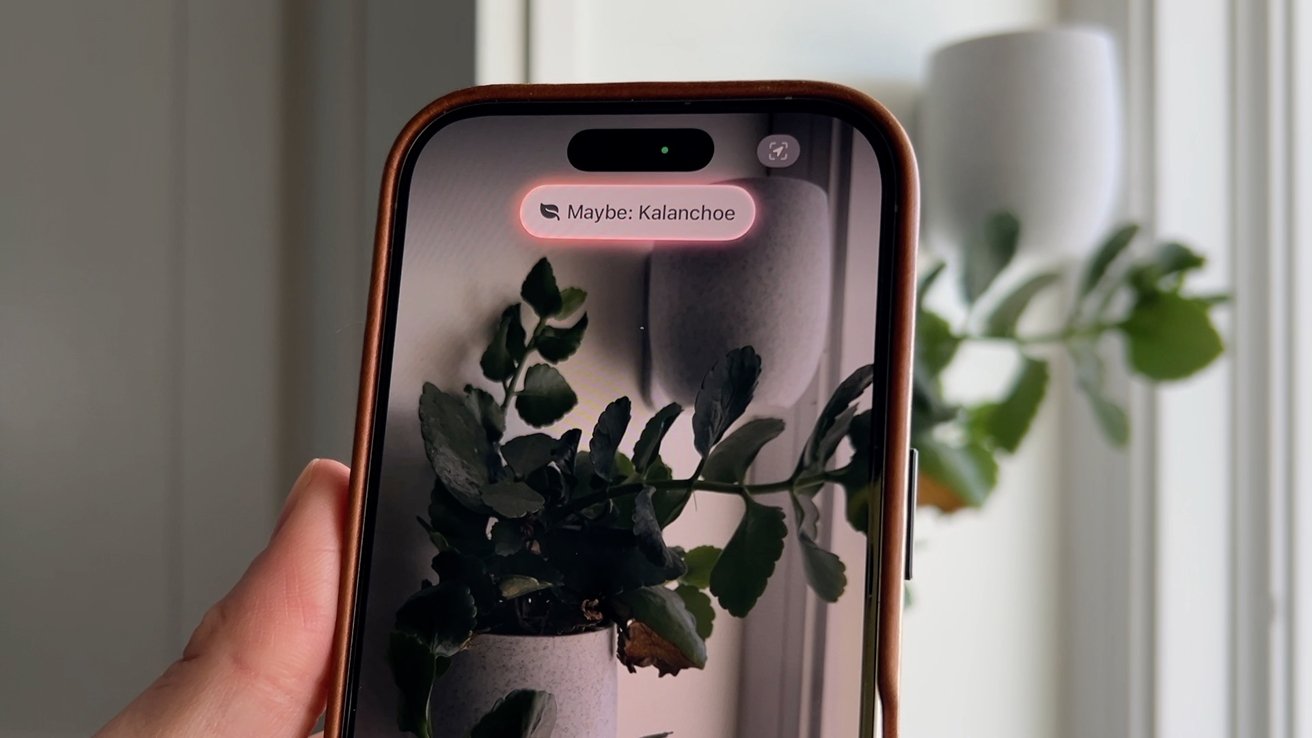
[325,82,918,738]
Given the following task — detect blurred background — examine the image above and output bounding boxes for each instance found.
[1,1,1308,737]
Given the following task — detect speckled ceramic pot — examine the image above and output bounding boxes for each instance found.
[429,627,618,738]
[648,176,832,408]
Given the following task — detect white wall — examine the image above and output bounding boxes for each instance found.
[0,4,284,734]
[515,1,1064,736]
[0,2,476,735]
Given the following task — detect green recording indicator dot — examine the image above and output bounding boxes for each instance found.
[660,146,670,154]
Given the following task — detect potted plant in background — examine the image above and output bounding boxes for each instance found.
[913,26,1230,508]
[389,258,878,738]
[911,213,1227,510]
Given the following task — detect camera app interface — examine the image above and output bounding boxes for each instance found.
[348,110,885,738]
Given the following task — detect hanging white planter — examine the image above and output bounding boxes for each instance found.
[429,627,618,738]
[920,26,1123,258]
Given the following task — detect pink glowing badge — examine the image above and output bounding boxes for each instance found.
[519,184,756,242]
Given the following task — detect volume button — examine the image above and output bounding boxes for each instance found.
[905,448,919,581]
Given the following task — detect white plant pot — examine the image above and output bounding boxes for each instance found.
[430,627,618,738]
[647,175,832,408]
[920,26,1122,257]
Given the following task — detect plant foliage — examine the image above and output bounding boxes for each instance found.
[390,258,876,736]
[914,214,1227,510]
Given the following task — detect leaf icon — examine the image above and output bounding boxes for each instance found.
[540,203,560,220]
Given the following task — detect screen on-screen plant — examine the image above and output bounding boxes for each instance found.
[345,108,886,738]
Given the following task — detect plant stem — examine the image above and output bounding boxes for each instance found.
[961,321,1121,348]
[558,466,851,516]
[500,316,548,411]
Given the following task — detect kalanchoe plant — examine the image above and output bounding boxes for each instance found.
[914,213,1227,510]
[388,257,877,738]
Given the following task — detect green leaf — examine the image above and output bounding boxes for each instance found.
[394,582,477,658]
[981,356,1049,453]
[649,465,691,528]
[535,313,589,363]
[421,524,452,553]
[426,480,492,555]
[498,575,552,599]
[515,364,578,427]
[632,486,677,567]
[521,258,563,318]
[709,498,787,617]
[787,362,871,477]
[983,271,1063,337]
[489,519,525,555]
[1087,391,1130,446]
[463,385,506,443]
[539,525,682,597]
[912,368,958,434]
[675,584,715,639]
[1069,342,1130,446]
[788,492,848,602]
[551,428,581,469]
[479,481,545,518]
[430,551,501,614]
[916,310,960,375]
[1149,242,1206,277]
[837,410,878,534]
[843,475,877,536]
[469,689,557,738]
[419,383,493,512]
[800,364,874,474]
[702,417,785,483]
[387,630,446,738]
[500,433,556,478]
[1120,292,1224,380]
[800,406,857,487]
[962,211,1020,303]
[1129,242,1207,293]
[556,286,587,319]
[798,538,848,604]
[692,347,762,457]
[613,451,636,481]
[917,436,997,507]
[651,485,692,529]
[632,403,683,472]
[1081,223,1139,297]
[919,261,947,295]
[679,545,722,590]
[589,397,632,480]
[617,586,708,669]
[645,457,674,482]
[525,465,565,505]
[568,451,595,499]
[814,365,875,438]
[480,305,527,382]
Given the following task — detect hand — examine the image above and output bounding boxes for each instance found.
[96,460,350,738]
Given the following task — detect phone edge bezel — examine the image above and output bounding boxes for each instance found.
[325,80,919,738]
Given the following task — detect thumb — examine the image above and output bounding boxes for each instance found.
[96,459,350,738]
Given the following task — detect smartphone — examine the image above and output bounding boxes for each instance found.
[325,82,917,738]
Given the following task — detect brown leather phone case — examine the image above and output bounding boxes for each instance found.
[324,81,918,738]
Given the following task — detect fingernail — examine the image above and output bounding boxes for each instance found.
[273,459,322,537]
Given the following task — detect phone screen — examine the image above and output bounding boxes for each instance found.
[343,102,895,738]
